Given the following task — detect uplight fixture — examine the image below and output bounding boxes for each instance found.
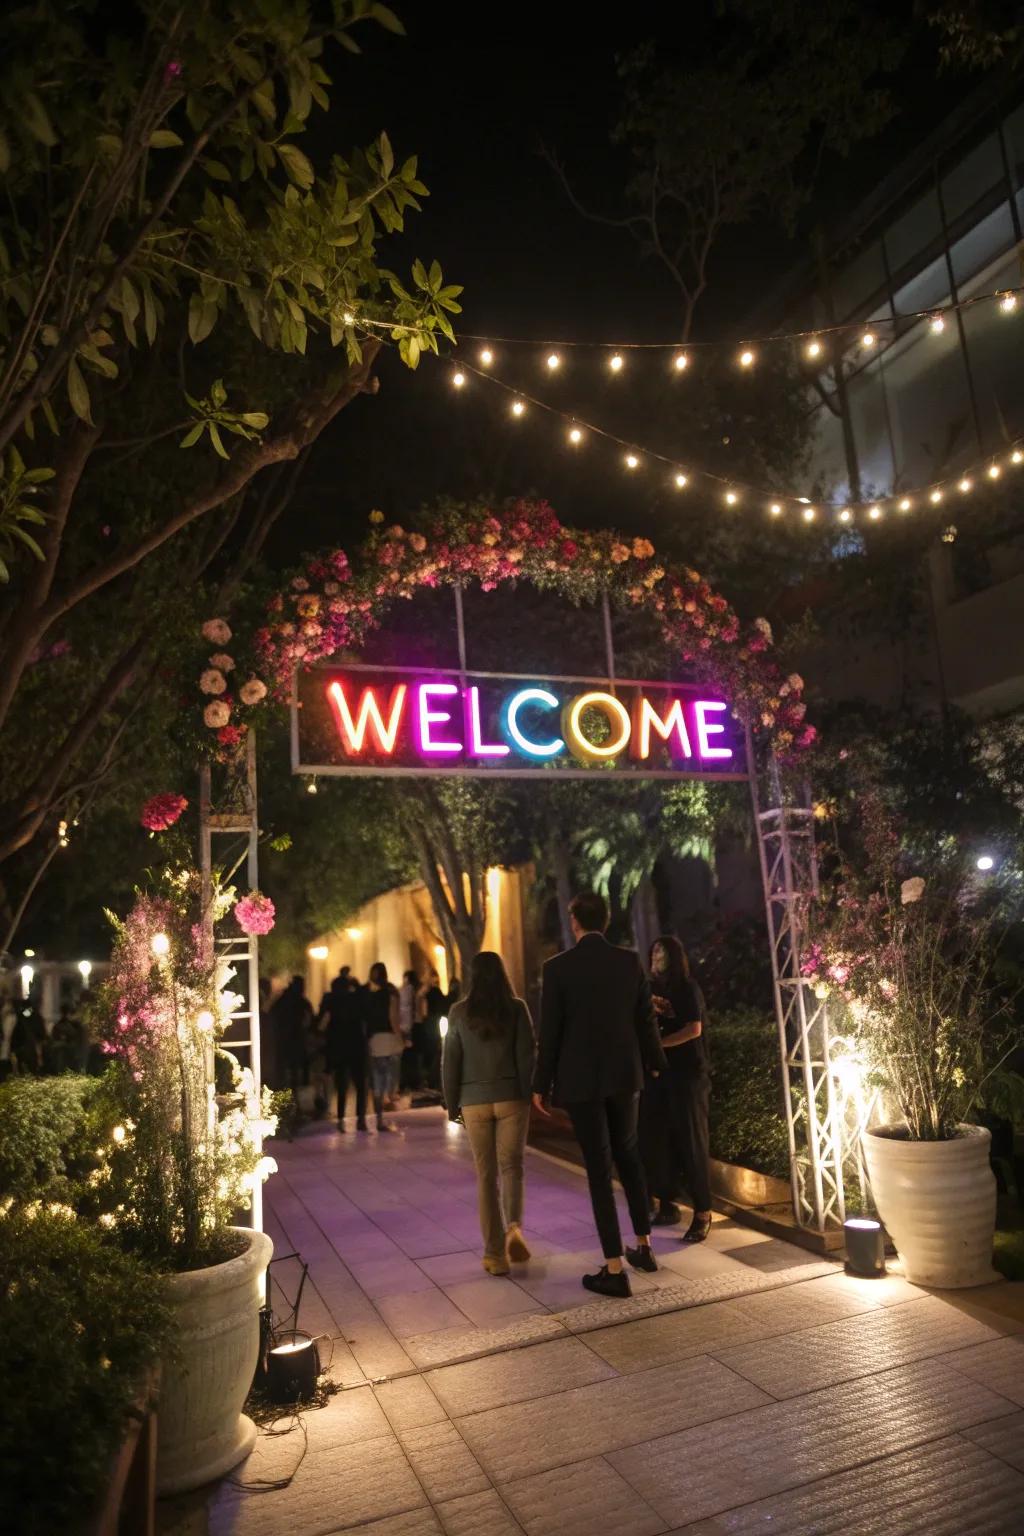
[844,1217,886,1277]
[267,1332,319,1404]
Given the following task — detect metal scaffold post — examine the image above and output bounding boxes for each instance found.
[748,732,845,1234]
[199,730,264,1233]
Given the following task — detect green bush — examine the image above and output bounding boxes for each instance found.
[709,1008,791,1180]
[0,1074,114,1206]
[0,1208,173,1536]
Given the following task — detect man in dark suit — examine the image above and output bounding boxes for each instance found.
[533,891,668,1297]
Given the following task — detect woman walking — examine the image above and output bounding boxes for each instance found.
[443,952,536,1274]
[641,935,713,1243]
[364,962,404,1133]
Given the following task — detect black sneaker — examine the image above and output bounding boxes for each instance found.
[582,1265,631,1298]
[356,1119,369,1133]
[652,1202,683,1226]
[626,1244,658,1274]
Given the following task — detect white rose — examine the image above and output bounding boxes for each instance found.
[900,877,925,905]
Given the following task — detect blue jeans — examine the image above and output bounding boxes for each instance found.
[370,1054,399,1116]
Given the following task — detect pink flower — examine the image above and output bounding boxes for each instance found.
[200,668,227,695]
[234,891,276,936]
[140,792,188,832]
[632,537,655,559]
[239,678,267,706]
[204,700,231,728]
[208,652,234,672]
[409,533,427,553]
[217,724,246,749]
[296,594,320,618]
[202,618,232,645]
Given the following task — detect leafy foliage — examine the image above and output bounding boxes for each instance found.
[708,1007,791,1179]
[0,1074,116,1206]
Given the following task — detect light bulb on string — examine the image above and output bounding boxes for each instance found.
[725,490,738,505]
[899,497,912,512]
[452,370,466,389]
[738,349,755,368]
[805,339,822,360]
[1000,292,1017,313]
[769,503,782,517]
[861,330,877,349]
[673,472,688,489]
[608,353,624,373]
[958,477,972,493]
[510,399,526,417]
[930,314,945,334]
[1012,450,1023,464]
[988,463,1001,479]
[868,505,881,520]
[479,347,494,367]
[930,489,943,504]
[546,352,561,371]
[838,508,852,523]
[673,352,689,371]
[568,425,583,444]
[624,453,639,470]
[802,506,816,523]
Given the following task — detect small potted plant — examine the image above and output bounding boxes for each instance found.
[93,876,278,1494]
[805,797,1021,1287]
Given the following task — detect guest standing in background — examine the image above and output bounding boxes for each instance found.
[443,952,536,1275]
[641,935,713,1243]
[271,976,313,1109]
[398,968,419,1091]
[320,972,368,1132]
[418,968,447,1091]
[364,962,404,1132]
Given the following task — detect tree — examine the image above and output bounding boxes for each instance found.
[0,0,460,878]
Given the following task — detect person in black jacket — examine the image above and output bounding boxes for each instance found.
[318,973,368,1132]
[533,891,668,1298]
[640,935,713,1243]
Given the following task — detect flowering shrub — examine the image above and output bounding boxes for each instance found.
[140,791,188,833]
[804,795,1020,1140]
[191,500,814,759]
[234,890,276,936]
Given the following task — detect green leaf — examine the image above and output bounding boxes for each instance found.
[207,422,229,459]
[404,335,420,368]
[370,4,405,34]
[10,526,44,560]
[210,378,227,408]
[379,131,394,179]
[23,92,57,147]
[179,423,204,448]
[203,159,231,181]
[67,359,93,424]
[240,411,269,429]
[149,129,184,149]
[8,444,25,477]
[95,132,122,158]
[277,143,314,190]
[142,282,157,345]
[188,294,217,344]
[23,467,55,484]
[78,343,118,379]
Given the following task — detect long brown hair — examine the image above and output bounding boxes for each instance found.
[650,935,690,989]
[464,951,516,1039]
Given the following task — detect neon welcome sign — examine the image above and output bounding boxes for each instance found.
[294,667,747,780]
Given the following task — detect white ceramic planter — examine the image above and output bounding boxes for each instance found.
[863,1123,997,1288]
[156,1226,273,1495]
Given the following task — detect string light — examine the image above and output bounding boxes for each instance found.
[803,506,816,522]
[899,497,912,512]
[838,508,852,522]
[624,453,639,469]
[511,399,526,417]
[568,425,583,444]
[769,503,782,517]
[738,349,755,368]
[930,489,943,504]
[673,352,689,371]
[725,490,738,505]
[1000,292,1017,313]
[608,353,624,373]
[958,477,972,493]
[987,463,1001,479]
[930,314,945,334]
[805,339,822,359]
[546,352,561,370]
[674,472,688,488]
[479,348,494,367]
[452,370,466,389]
[868,505,881,520]
[861,330,876,349]
[1013,450,1023,464]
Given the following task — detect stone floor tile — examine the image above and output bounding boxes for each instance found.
[442,1277,549,1325]
[939,1334,1024,1405]
[418,1251,493,1285]
[584,1298,764,1374]
[800,1269,929,1309]
[347,1257,441,1298]
[655,1244,763,1282]
[679,1433,1024,1534]
[209,1431,425,1536]
[436,1489,525,1535]
[374,1374,448,1431]
[296,1383,392,1456]
[398,1420,491,1503]
[607,1357,1016,1528]
[501,1456,666,1536]
[711,1294,1002,1399]
[961,1409,1024,1471]
[403,1313,567,1369]
[455,1355,770,1482]
[717,1237,830,1274]
[376,1288,472,1338]
[428,1336,618,1418]
[345,1324,416,1380]
[734,1276,891,1332]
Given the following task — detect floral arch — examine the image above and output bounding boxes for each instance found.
[193,500,814,761]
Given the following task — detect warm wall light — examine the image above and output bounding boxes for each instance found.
[844,1217,886,1277]
[345,927,362,941]
[308,944,329,960]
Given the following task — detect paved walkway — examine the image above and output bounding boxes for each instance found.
[185,1108,1024,1536]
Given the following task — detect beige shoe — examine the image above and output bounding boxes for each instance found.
[506,1225,531,1264]
[482,1254,511,1276]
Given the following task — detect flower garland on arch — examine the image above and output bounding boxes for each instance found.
[214,499,813,757]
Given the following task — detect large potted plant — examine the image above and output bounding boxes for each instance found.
[805,797,1021,1287]
[93,877,278,1494]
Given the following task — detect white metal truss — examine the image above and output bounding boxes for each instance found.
[748,736,845,1232]
[199,731,264,1233]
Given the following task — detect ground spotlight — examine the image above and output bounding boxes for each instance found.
[844,1217,886,1277]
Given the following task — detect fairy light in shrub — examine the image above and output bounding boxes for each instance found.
[150,932,170,957]
[112,1125,126,1144]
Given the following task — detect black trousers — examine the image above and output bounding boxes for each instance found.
[334,1052,367,1125]
[641,1071,712,1212]
[566,1091,651,1259]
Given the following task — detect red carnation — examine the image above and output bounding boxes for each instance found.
[140,792,187,833]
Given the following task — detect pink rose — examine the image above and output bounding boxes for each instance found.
[202,618,232,645]
[140,793,188,832]
[239,678,268,706]
[204,700,231,728]
[208,652,235,672]
[234,891,276,936]
[200,668,227,695]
